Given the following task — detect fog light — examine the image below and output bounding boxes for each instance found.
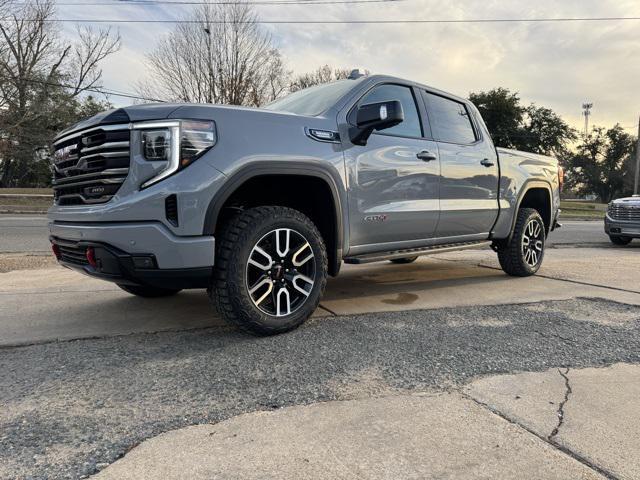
[132,256,156,269]
[86,247,97,268]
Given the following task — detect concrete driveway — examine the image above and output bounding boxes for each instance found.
[1,244,639,346]
[1,220,639,479]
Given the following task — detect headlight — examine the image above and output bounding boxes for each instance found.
[180,120,216,167]
[142,129,171,161]
[135,119,216,188]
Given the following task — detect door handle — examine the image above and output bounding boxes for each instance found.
[480,158,495,167]
[417,150,437,162]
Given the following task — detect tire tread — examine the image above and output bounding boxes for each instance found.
[497,208,544,277]
[209,206,328,336]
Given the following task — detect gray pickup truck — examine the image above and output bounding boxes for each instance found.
[48,72,561,335]
[605,195,640,244]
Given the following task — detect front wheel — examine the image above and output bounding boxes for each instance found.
[210,206,328,336]
[609,235,632,246]
[497,208,546,277]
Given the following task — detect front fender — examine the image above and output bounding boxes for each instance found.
[202,161,348,263]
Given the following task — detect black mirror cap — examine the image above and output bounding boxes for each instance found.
[349,100,404,146]
[356,100,404,130]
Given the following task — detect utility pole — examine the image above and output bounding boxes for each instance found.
[582,102,593,136]
[634,115,640,195]
[204,26,214,104]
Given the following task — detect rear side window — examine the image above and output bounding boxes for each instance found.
[358,84,422,138]
[423,92,477,144]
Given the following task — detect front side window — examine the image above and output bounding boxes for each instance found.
[357,84,422,138]
[423,92,477,144]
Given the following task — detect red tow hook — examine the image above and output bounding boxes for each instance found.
[51,243,61,260]
[86,247,97,268]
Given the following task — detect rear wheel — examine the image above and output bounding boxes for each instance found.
[389,256,418,264]
[609,235,632,245]
[210,206,328,336]
[497,208,546,277]
[117,284,181,298]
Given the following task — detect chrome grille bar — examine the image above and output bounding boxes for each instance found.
[52,123,131,206]
[608,204,640,221]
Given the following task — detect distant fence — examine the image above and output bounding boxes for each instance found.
[0,193,53,214]
[0,194,53,198]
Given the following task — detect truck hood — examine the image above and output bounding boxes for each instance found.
[55,103,313,142]
[55,104,185,141]
[611,195,640,206]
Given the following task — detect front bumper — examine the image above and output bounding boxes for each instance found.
[604,215,640,238]
[49,221,215,289]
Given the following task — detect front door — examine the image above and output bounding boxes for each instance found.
[421,91,500,239]
[344,83,440,251]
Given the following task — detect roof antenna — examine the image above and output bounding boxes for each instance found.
[348,68,368,80]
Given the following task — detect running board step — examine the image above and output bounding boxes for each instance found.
[344,240,491,264]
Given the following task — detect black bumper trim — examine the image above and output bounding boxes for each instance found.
[50,236,213,289]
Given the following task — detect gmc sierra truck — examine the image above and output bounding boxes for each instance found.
[605,194,640,244]
[48,72,561,335]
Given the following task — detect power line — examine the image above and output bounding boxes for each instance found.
[22,77,163,102]
[13,0,404,5]
[16,16,640,24]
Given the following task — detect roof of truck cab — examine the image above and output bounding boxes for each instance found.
[358,74,472,105]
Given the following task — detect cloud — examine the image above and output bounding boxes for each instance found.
[58,0,640,131]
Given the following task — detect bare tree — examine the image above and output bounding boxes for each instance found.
[289,65,354,92]
[0,0,119,187]
[139,3,289,106]
[70,25,121,95]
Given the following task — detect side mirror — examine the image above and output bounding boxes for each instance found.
[349,100,404,146]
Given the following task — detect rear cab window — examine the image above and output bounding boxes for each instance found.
[422,92,477,144]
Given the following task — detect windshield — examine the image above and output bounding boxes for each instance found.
[264,79,358,116]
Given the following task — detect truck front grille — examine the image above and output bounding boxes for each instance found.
[608,203,640,222]
[52,123,131,206]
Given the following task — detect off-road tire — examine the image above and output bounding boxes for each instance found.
[609,235,632,246]
[210,206,328,336]
[390,256,418,264]
[117,284,181,297]
[497,208,545,277]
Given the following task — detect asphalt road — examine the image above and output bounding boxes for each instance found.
[550,220,610,246]
[0,215,50,253]
[0,215,610,254]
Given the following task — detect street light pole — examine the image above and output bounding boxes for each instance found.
[634,115,640,195]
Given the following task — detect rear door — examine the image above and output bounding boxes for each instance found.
[344,83,441,251]
[421,91,499,239]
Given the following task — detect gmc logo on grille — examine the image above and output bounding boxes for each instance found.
[85,186,106,196]
[53,145,74,165]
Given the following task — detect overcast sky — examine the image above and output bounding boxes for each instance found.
[58,0,640,133]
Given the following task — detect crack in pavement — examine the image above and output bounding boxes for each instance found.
[463,389,619,480]
[477,264,640,295]
[318,303,338,316]
[549,368,572,442]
